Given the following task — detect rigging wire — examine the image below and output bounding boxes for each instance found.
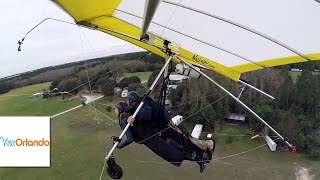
[79,28,99,59]
[211,143,267,161]
[88,101,115,107]
[79,27,109,73]
[98,160,107,180]
[20,18,76,41]
[65,92,117,123]
[171,92,220,108]
[211,133,277,138]
[135,143,267,164]
[0,94,37,97]
[85,103,117,123]
[183,95,228,121]
[17,18,76,51]
[78,26,101,124]
[92,91,221,109]
[159,0,184,37]
[0,91,70,98]
[79,27,93,94]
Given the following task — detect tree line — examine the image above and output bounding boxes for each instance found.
[0,52,162,95]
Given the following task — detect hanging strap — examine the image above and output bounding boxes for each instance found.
[156,61,172,128]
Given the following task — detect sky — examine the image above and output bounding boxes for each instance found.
[0,0,143,78]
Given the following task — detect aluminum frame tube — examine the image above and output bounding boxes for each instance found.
[239,80,275,100]
[141,0,162,38]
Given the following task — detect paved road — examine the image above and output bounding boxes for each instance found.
[82,94,104,103]
[51,94,103,118]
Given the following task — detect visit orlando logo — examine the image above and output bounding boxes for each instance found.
[0,136,50,147]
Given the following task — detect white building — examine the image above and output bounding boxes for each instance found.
[290,68,302,72]
[167,74,188,90]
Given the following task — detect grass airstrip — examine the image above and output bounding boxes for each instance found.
[0,83,319,180]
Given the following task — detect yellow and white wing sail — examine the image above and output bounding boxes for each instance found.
[52,0,320,81]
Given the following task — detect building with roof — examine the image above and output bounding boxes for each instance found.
[225,113,246,124]
[167,74,188,90]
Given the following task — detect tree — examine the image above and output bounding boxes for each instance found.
[250,97,275,132]
[124,60,148,72]
[147,70,161,88]
[277,74,295,110]
[58,78,80,92]
[168,83,185,107]
[307,129,320,160]
[103,60,125,78]
[77,65,107,86]
[128,83,145,95]
[190,97,216,129]
[49,80,60,90]
[0,82,14,94]
[295,70,317,114]
[274,110,299,141]
[97,77,115,97]
[119,76,141,89]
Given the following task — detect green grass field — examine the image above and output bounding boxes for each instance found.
[124,71,152,81]
[289,71,320,83]
[0,84,319,180]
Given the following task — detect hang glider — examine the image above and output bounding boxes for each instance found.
[46,0,320,179]
[52,0,320,81]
